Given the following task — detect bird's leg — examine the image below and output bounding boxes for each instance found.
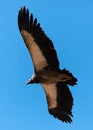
[26,74,39,85]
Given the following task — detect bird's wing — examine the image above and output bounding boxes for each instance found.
[42,82,73,123]
[18,7,59,71]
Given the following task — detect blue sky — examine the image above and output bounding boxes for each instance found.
[0,0,93,130]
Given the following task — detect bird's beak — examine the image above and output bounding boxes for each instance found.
[26,79,32,85]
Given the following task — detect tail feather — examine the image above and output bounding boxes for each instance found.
[61,68,77,86]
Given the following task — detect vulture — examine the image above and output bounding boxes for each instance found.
[18,7,77,123]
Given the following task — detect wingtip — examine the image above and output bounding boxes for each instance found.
[18,6,30,32]
[49,108,73,123]
[20,6,26,12]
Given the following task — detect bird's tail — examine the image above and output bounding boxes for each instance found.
[60,68,77,86]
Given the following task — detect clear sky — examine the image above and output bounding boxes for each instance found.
[0,0,93,130]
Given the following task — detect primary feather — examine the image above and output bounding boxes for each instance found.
[18,7,59,71]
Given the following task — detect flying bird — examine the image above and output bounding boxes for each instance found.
[18,7,77,123]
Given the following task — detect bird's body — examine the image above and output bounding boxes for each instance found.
[18,7,77,123]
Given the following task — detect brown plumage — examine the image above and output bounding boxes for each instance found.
[18,7,77,123]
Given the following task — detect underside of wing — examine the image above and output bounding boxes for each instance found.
[42,83,73,123]
[18,7,59,71]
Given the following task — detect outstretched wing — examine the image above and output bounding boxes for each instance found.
[18,7,59,71]
[42,82,73,123]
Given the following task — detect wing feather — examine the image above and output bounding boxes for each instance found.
[42,83,73,123]
[18,7,59,71]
